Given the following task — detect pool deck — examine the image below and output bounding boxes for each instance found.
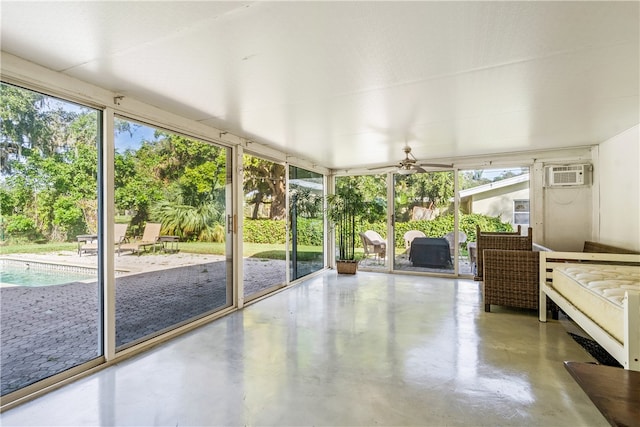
[1,250,228,277]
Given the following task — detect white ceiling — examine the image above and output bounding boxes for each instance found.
[1,1,638,170]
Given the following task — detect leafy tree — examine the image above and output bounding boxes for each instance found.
[1,82,100,241]
[113,125,229,237]
[0,83,54,175]
[0,187,14,216]
[289,186,323,219]
[459,168,528,190]
[2,87,235,243]
[336,175,386,223]
[394,171,454,222]
[178,159,225,206]
[243,155,286,220]
[459,170,490,190]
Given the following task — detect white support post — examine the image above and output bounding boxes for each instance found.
[624,291,640,370]
[386,172,394,272]
[538,251,547,322]
[326,173,335,270]
[284,164,291,282]
[453,169,459,275]
[233,144,244,309]
[102,108,116,361]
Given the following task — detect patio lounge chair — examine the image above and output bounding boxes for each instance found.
[403,230,426,249]
[119,222,163,256]
[360,230,386,260]
[443,231,467,259]
[78,223,129,256]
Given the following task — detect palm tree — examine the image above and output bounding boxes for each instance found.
[151,200,224,242]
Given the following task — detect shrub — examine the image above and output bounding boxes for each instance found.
[459,213,513,242]
[240,213,512,248]
[393,213,512,246]
[5,214,41,242]
[53,196,86,240]
[243,219,286,244]
[295,218,323,246]
[199,223,226,242]
[243,218,323,246]
[5,215,36,234]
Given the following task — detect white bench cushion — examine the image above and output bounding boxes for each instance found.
[552,264,640,343]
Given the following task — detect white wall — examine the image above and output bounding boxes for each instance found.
[543,185,592,251]
[597,125,640,251]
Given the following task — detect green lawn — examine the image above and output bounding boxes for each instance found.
[179,242,325,260]
[0,241,466,260]
[0,242,78,255]
[0,241,325,261]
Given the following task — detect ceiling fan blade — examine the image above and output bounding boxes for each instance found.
[418,162,453,169]
[367,164,396,171]
[366,145,452,173]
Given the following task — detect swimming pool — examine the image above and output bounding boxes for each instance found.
[0,261,97,287]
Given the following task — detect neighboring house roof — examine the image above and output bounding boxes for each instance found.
[459,173,530,198]
[290,179,323,191]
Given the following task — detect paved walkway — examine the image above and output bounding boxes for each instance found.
[0,253,304,396]
[360,252,475,275]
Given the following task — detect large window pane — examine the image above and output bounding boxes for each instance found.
[243,154,286,300]
[393,171,455,274]
[458,167,530,275]
[0,83,101,396]
[114,119,232,349]
[289,166,324,280]
[335,175,387,270]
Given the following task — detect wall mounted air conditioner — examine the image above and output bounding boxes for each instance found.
[545,164,591,187]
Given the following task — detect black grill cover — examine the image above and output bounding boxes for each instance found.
[409,237,452,268]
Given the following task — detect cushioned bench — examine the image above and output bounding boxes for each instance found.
[540,251,640,371]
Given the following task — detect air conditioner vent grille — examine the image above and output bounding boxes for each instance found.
[545,164,591,187]
[554,171,580,184]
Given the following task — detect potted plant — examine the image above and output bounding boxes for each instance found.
[326,185,365,274]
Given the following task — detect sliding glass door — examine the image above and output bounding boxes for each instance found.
[289,166,324,280]
[0,83,102,396]
[393,170,456,274]
[335,174,387,270]
[242,154,287,300]
[113,118,232,350]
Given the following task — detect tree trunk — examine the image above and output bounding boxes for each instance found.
[270,179,286,220]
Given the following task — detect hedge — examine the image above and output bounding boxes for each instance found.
[391,213,512,248]
[242,213,512,247]
[243,219,287,244]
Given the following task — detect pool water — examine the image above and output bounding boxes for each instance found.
[0,265,96,287]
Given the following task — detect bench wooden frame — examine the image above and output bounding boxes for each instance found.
[539,251,640,371]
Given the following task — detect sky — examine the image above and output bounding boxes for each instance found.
[115,123,155,151]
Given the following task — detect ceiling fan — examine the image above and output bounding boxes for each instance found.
[370,146,452,175]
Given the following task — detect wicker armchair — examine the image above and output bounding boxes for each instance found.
[474,226,532,281]
[483,249,559,317]
[483,249,537,311]
[477,225,522,236]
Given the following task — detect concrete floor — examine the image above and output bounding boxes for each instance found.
[0,271,606,426]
